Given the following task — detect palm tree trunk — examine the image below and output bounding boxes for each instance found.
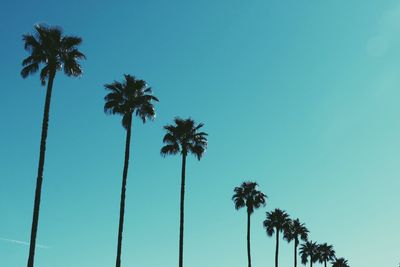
[294,242,297,267]
[178,153,187,267]
[115,115,132,267]
[275,230,279,267]
[247,211,251,267]
[324,260,326,267]
[27,70,56,267]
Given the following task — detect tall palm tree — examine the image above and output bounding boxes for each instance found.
[331,257,349,267]
[232,181,266,267]
[21,24,85,267]
[104,74,158,267]
[317,243,335,267]
[284,218,309,267]
[161,118,208,267]
[263,209,291,267]
[300,241,318,267]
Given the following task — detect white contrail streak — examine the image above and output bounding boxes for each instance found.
[0,237,50,249]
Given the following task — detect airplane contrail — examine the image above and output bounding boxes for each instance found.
[0,237,50,249]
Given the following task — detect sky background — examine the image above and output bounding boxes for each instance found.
[1,0,400,266]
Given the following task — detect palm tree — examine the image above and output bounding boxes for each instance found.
[161,118,208,267]
[300,241,318,267]
[232,181,266,267]
[317,243,335,267]
[21,24,85,267]
[263,209,291,267]
[331,257,349,267]
[284,218,309,267]
[104,74,158,267]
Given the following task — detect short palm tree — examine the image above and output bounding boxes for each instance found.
[331,257,349,267]
[317,243,335,267]
[263,209,291,267]
[232,181,266,267]
[161,118,208,267]
[21,24,85,267]
[300,241,319,267]
[284,218,309,267]
[104,74,158,267]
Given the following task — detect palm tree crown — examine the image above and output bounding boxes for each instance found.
[300,241,319,265]
[21,24,85,84]
[232,182,266,214]
[332,257,349,267]
[284,218,309,245]
[104,74,158,128]
[263,208,291,236]
[160,117,208,159]
[317,243,336,265]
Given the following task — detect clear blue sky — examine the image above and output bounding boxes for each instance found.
[1,0,399,266]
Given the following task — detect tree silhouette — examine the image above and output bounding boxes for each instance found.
[104,74,158,267]
[284,218,309,267]
[317,243,335,267]
[232,182,266,267]
[263,209,291,267]
[21,24,85,267]
[161,118,207,267]
[331,257,349,267]
[300,241,318,267]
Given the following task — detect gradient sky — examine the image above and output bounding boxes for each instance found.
[1,1,400,266]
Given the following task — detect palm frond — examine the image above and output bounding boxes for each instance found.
[61,36,82,49]
[232,196,245,210]
[104,91,124,115]
[163,133,177,144]
[137,106,155,123]
[188,144,205,160]
[21,63,39,79]
[39,65,50,85]
[104,81,123,93]
[22,34,41,52]
[22,55,38,66]
[61,49,85,77]
[161,144,180,156]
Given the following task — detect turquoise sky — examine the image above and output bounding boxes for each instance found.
[1,1,400,266]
